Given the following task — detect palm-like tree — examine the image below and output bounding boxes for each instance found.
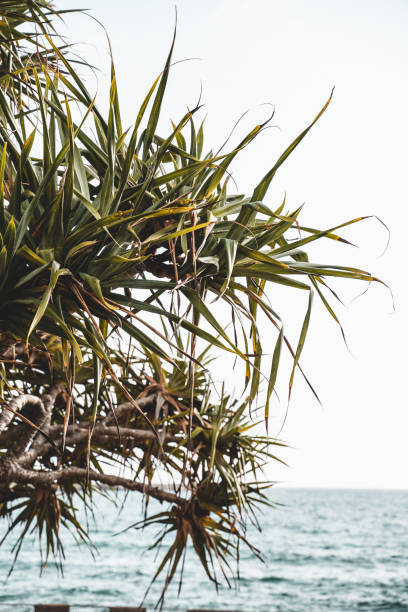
[0,1,381,604]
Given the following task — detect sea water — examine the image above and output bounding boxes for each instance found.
[0,488,407,611]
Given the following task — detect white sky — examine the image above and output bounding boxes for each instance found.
[59,0,408,489]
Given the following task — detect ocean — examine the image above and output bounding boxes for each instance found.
[0,488,407,611]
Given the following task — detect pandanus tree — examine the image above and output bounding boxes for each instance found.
[0,1,382,605]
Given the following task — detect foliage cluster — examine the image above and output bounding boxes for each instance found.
[0,2,379,604]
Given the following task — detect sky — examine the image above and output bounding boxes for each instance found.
[59,0,408,489]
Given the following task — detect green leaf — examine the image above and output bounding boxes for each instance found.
[219,238,237,295]
[26,261,71,343]
[228,91,334,240]
[199,123,263,199]
[0,246,7,280]
[117,315,173,362]
[143,29,176,159]
[288,289,313,399]
[0,141,7,231]
[80,273,113,310]
[3,217,16,256]
[180,287,246,359]
[145,220,212,245]
[265,326,283,431]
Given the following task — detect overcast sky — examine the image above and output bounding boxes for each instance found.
[59,0,408,489]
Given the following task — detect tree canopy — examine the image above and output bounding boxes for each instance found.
[0,1,381,605]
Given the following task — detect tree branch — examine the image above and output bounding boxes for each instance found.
[18,384,65,465]
[7,463,185,506]
[0,394,44,435]
[102,395,157,424]
[45,423,174,441]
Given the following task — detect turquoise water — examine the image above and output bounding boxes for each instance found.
[0,489,407,611]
